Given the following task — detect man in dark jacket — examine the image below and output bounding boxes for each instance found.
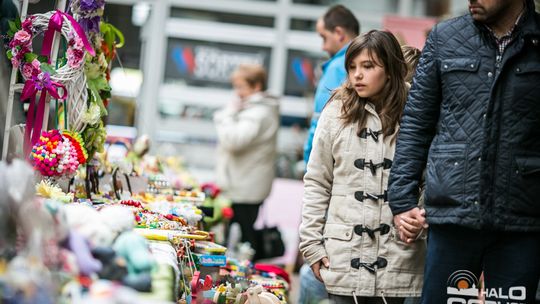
[388,0,540,303]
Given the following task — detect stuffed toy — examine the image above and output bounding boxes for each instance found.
[100,205,155,291]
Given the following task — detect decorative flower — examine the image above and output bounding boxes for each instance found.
[79,16,101,33]
[34,72,52,91]
[31,58,41,70]
[67,47,85,68]
[35,180,74,203]
[82,103,101,125]
[80,0,105,12]
[22,18,33,33]
[14,30,31,45]
[11,57,20,68]
[21,63,33,79]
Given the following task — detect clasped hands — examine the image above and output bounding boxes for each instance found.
[393,207,428,243]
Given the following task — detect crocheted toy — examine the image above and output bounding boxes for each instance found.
[30,130,87,177]
[100,205,155,291]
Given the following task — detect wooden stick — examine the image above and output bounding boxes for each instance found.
[1,0,30,160]
[43,0,68,131]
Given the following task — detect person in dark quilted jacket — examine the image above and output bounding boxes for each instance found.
[388,0,540,303]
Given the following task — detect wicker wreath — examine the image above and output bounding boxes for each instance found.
[7,11,91,132]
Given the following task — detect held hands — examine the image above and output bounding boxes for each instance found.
[393,207,428,244]
[310,257,330,283]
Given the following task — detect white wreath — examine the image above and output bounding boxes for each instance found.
[31,11,89,132]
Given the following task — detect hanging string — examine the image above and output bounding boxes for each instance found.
[53,37,68,130]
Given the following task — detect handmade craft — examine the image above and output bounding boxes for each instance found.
[29,129,88,177]
[5,10,95,155]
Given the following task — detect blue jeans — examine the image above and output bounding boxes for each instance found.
[421,225,540,304]
[299,263,328,304]
[328,294,404,304]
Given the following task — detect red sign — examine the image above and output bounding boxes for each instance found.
[383,15,437,50]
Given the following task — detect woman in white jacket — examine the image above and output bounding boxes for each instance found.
[214,64,279,255]
[299,31,425,304]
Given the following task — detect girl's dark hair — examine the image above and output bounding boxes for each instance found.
[332,30,407,138]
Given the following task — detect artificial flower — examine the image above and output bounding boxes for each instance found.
[21,63,33,79]
[79,16,101,33]
[22,18,33,32]
[82,103,101,125]
[35,180,74,203]
[14,30,31,44]
[80,0,105,12]
[34,72,51,90]
[31,58,40,70]
[67,47,85,68]
[11,57,20,68]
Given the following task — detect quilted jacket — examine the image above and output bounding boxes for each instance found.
[300,99,425,297]
[388,0,540,231]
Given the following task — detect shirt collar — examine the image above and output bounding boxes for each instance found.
[485,6,525,39]
[322,43,349,70]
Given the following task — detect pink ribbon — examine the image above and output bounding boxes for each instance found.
[21,74,67,156]
[41,10,96,61]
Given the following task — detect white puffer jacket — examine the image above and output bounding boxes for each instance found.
[299,98,425,297]
[214,93,279,203]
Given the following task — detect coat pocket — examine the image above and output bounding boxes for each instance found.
[440,58,480,110]
[323,223,353,272]
[507,152,540,216]
[512,63,540,117]
[425,143,467,206]
[441,58,480,73]
[385,227,426,274]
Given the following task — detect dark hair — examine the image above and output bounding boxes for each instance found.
[332,30,407,138]
[323,5,360,36]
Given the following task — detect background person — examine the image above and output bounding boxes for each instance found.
[214,64,280,257]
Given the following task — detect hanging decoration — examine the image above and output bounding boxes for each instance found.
[68,0,124,162]
[29,129,88,177]
[5,11,95,157]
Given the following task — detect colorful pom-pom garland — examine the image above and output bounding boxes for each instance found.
[30,129,88,177]
[62,130,88,164]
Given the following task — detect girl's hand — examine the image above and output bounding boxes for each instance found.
[310,257,330,282]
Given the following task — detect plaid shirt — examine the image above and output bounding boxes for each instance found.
[485,10,525,62]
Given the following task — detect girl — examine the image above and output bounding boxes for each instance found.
[299,30,425,304]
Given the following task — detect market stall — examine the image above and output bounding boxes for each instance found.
[0,1,290,303]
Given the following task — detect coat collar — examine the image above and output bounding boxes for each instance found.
[322,43,349,72]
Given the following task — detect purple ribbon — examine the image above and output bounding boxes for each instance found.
[21,73,67,156]
[41,10,96,62]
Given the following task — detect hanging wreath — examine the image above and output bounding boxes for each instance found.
[5,11,95,155]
